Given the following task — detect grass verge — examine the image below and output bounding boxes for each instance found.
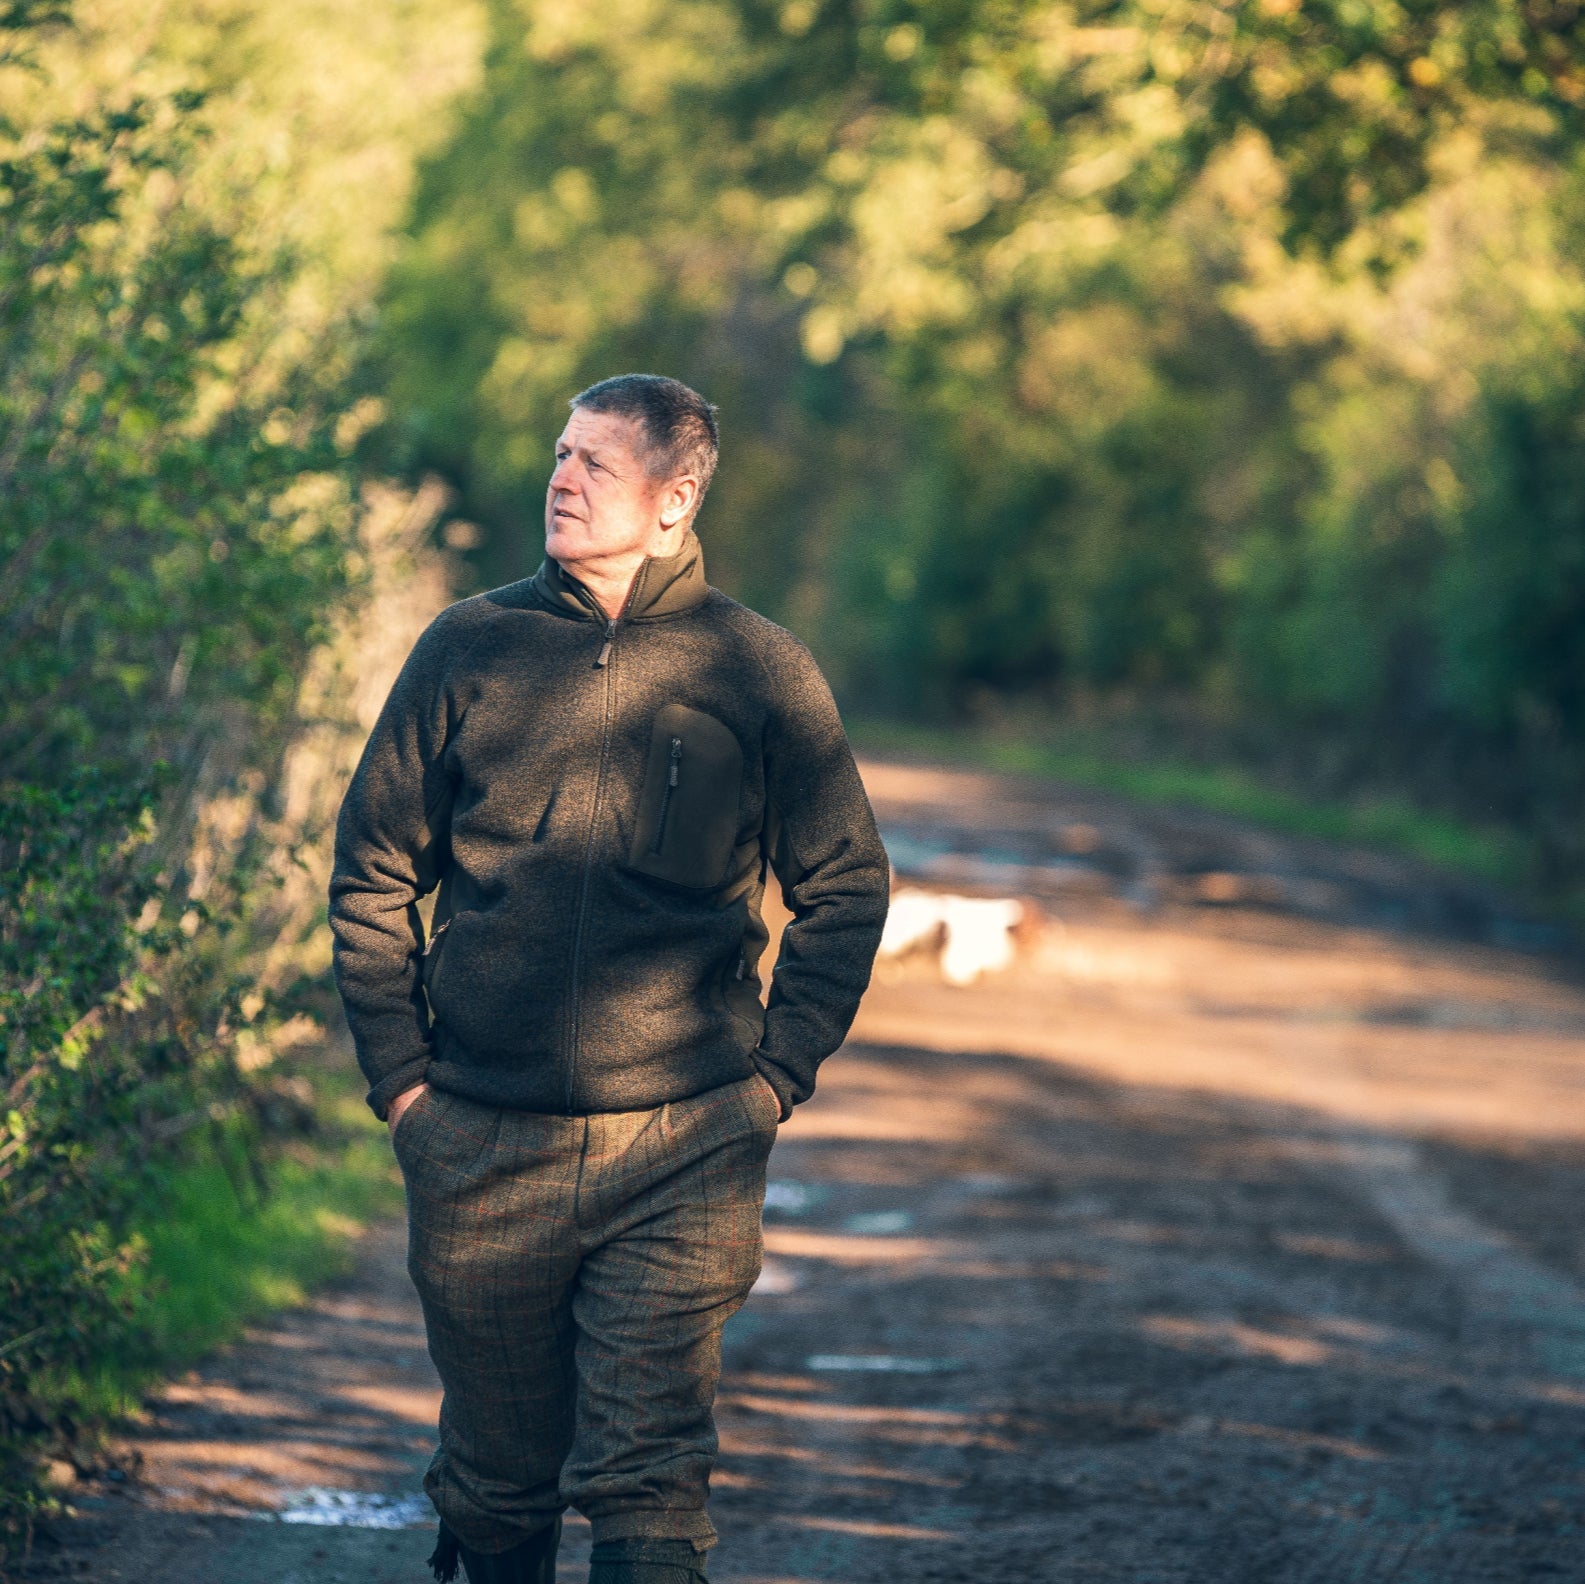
[848,716,1530,892]
[69,1063,402,1423]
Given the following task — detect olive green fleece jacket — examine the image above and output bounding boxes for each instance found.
[329,530,890,1121]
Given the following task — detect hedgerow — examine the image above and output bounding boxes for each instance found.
[0,2,354,1553]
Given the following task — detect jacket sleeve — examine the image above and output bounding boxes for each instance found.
[328,610,464,1119]
[755,640,890,1117]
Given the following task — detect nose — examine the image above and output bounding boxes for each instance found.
[549,453,582,494]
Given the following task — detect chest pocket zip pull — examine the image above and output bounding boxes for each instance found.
[651,736,683,853]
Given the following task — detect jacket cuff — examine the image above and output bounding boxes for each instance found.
[367,1058,432,1122]
[751,1054,797,1122]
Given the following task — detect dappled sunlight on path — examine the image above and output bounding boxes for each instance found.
[28,758,1585,1582]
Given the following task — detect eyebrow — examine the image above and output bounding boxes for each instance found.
[558,438,627,473]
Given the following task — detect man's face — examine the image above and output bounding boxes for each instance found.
[545,408,673,570]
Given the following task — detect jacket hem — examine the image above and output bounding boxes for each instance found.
[424,1054,765,1116]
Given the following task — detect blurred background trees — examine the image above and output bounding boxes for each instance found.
[379,0,1585,877]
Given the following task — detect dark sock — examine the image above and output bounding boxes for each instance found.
[430,1517,562,1584]
[429,1523,462,1584]
[588,1536,708,1584]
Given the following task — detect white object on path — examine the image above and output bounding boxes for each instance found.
[877,887,1025,986]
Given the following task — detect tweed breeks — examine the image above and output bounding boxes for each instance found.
[395,1072,779,1554]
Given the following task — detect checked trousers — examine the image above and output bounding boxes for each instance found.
[393,1071,780,1555]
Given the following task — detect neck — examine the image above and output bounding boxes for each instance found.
[563,551,645,621]
[555,526,689,620]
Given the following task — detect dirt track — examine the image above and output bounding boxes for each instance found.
[23,757,1585,1582]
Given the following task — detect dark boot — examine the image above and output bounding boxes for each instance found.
[588,1536,708,1584]
[428,1516,562,1584]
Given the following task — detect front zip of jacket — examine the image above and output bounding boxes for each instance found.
[566,605,620,1110]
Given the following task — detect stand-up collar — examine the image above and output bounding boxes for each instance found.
[532,530,709,622]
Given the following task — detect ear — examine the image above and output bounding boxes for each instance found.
[657,474,700,529]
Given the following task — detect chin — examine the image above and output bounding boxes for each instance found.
[545,525,583,562]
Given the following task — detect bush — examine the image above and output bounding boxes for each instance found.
[0,4,353,1552]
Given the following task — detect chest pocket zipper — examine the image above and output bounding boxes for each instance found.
[651,737,683,854]
[629,704,744,888]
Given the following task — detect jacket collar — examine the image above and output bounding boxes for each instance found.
[531,529,709,622]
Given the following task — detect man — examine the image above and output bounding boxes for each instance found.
[330,374,890,1584]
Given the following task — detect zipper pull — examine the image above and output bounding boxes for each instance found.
[594,618,617,668]
[668,736,682,785]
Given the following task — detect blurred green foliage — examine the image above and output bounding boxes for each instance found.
[0,0,481,1554]
[0,24,345,1549]
[6,0,1585,1559]
[380,0,1585,887]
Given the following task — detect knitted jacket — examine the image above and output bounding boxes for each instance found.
[329,530,890,1121]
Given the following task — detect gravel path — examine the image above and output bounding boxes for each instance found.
[22,758,1585,1583]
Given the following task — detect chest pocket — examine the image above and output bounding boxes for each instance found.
[628,704,744,889]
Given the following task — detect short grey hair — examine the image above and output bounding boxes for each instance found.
[570,373,719,520]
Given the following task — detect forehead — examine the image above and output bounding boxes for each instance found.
[556,406,645,457]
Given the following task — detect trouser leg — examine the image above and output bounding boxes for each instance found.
[588,1537,710,1584]
[398,1087,581,1554]
[562,1073,779,1551]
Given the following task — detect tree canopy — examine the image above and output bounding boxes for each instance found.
[382,0,1585,867]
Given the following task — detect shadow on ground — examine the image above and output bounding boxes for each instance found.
[27,1036,1585,1583]
[25,753,1585,1582]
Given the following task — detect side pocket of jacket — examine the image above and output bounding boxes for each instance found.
[421,920,450,1013]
